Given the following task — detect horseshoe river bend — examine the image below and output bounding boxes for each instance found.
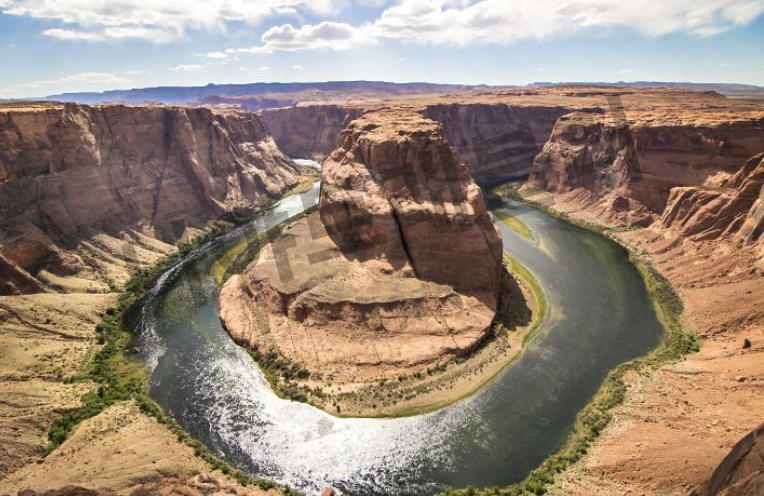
[125,179,665,496]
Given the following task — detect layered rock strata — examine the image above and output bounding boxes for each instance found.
[529,111,764,227]
[0,102,306,295]
[220,109,502,380]
[261,105,364,159]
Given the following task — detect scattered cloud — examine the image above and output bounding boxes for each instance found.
[122,70,143,75]
[169,64,203,72]
[211,0,764,54]
[60,72,130,84]
[258,21,374,51]
[259,66,271,71]
[228,46,273,55]
[197,51,229,60]
[717,62,739,67]
[12,71,130,91]
[620,68,635,74]
[7,43,17,49]
[364,0,764,45]
[538,67,545,72]
[43,28,104,41]
[292,64,305,70]
[2,0,352,43]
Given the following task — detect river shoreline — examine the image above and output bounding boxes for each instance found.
[43,179,679,496]
[21,180,324,494]
[464,183,700,496]
[221,245,547,418]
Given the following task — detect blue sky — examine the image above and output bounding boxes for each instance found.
[1,0,763,98]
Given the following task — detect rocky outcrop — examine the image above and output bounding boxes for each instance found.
[261,105,364,159]
[14,472,268,496]
[319,109,502,297]
[0,103,306,295]
[424,103,574,184]
[263,102,573,185]
[660,153,764,243]
[529,113,764,226]
[220,109,502,382]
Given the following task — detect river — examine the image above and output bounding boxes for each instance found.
[126,178,665,496]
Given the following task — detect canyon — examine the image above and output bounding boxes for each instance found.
[0,102,307,295]
[220,108,513,415]
[257,86,764,494]
[2,85,764,496]
[0,102,311,494]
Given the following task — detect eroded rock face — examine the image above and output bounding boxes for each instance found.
[660,152,764,246]
[0,103,305,294]
[423,103,575,184]
[530,113,764,226]
[261,105,364,159]
[220,109,502,380]
[320,109,502,297]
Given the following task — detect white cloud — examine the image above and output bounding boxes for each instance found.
[224,21,374,53]
[43,28,103,41]
[259,66,271,71]
[717,62,739,67]
[2,0,351,43]
[169,64,203,72]
[229,46,273,55]
[365,0,764,45]
[258,21,374,51]
[122,70,143,75]
[197,51,229,59]
[214,0,764,54]
[292,64,305,70]
[13,71,129,90]
[620,68,635,74]
[9,0,764,51]
[60,72,130,84]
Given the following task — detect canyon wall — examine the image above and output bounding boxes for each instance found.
[262,102,574,185]
[423,103,575,184]
[261,105,364,159]
[660,152,764,249]
[529,113,764,226]
[0,103,305,295]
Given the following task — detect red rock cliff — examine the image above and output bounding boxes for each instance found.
[319,109,503,298]
[0,102,305,294]
[530,113,764,226]
[261,105,363,159]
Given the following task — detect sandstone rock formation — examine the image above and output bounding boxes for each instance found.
[529,112,764,226]
[660,152,764,245]
[13,472,273,496]
[263,102,575,185]
[319,110,503,297]
[261,105,363,159]
[0,102,306,295]
[423,103,574,184]
[220,109,502,382]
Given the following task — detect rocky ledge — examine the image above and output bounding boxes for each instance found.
[220,109,502,388]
